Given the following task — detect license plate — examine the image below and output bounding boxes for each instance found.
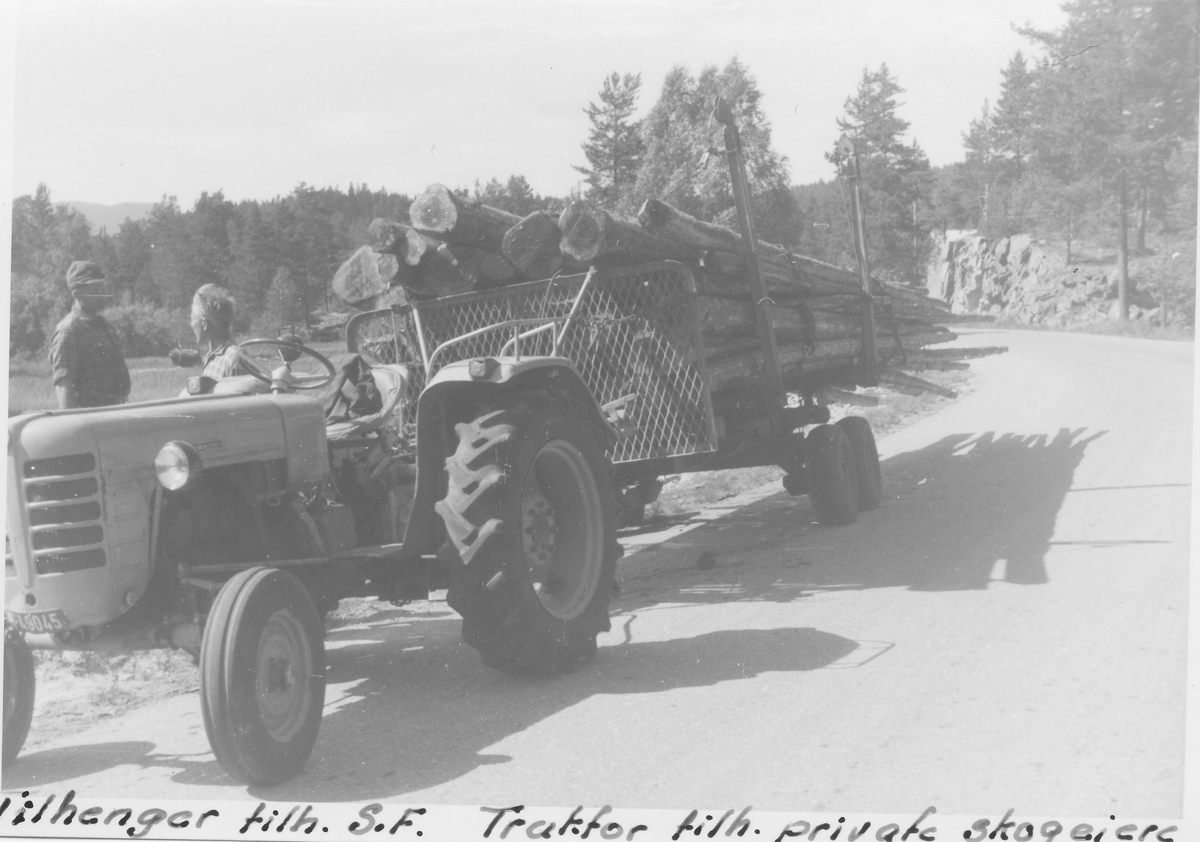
[5,609,69,634]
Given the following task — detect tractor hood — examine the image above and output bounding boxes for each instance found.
[5,393,328,627]
[8,392,328,491]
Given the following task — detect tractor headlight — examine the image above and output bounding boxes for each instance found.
[154,441,201,491]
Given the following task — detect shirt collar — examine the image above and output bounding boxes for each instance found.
[204,342,233,364]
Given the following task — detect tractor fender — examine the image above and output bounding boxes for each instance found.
[400,356,615,557]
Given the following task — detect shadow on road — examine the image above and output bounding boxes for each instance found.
[3,429,1106,799]
[235,625,856,800]
[616,427,1107,609]
[253,426,1104,799]
[4,741,157,787]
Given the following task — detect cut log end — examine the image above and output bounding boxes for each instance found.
[558,201,609,263]
[333,246,399,307]
[637,198,673,230]
[409,183,521,249]
[408,183,459,235]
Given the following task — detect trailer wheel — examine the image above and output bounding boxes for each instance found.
[200,567,325,785]
[805,424,860,525]
[3,631,35,767]
[836,416,882,510]
[435,396,620,677]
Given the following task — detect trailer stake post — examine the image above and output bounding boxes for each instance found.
[713,95,785,408]
[837,134,879,387]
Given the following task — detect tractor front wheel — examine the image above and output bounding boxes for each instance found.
[3,631,35,767]
[435,395,620,677]
[200,567,325,785]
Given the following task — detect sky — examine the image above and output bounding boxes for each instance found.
[5,0,1068,208]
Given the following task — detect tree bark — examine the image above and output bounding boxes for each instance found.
[904,345,1008,361]
[819,387,880,407]
[409,247,485,298]
[558,201,700,264]
[695,296,946,347]
[432,241,518,288]
[1136,185,1147,253]
[705,327,954,395]
[502,210,587,279]
[698,251,861,299]
[639,197,875,290]
[878,369,957,398]
[408,183,521,249]
[1117,165,1131,319]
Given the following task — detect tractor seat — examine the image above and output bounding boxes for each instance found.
[326,364,409,440]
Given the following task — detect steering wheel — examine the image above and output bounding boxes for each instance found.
[236,338,337,391]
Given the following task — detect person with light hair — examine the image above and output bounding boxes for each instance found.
[191,284,256,380]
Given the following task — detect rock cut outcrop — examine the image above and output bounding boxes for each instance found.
[927,231,1164,326]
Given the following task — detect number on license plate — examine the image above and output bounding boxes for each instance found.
[5,609,68,633]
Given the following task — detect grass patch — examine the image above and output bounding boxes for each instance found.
[7,338,356,415]
[8,358,200,416]
[7,341,352,416]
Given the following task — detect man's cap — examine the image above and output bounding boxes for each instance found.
[65,261,109,294]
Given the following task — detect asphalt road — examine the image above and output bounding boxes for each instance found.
[3,329,1193,820]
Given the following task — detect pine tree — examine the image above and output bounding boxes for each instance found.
[470,174,550,216]
[831,64,932,284]
[574,72,645,208]
[1022,0,1198,315]
[993,54,1035,180]
[961,101,999,232]
[226,204,277,331]
[503,175,540,215]
[630,59,801,245]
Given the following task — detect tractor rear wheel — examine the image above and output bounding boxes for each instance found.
[805,424,860,525]
[836,416,882,510]
[3,631,35,766]
[435,395,620,677]
[200,567,325,784]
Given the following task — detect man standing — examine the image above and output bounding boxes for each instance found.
[49,261,131,409]
[191,283,258,379]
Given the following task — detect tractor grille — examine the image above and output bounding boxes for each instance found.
[19,452,106,575]
[348,262,718,464]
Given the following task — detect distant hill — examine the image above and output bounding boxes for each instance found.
[67,201,155,232]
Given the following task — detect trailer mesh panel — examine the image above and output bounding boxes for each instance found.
[348,262,717,465]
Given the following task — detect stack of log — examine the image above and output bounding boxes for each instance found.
[332,184,1005,401]
[333,184,524,307]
